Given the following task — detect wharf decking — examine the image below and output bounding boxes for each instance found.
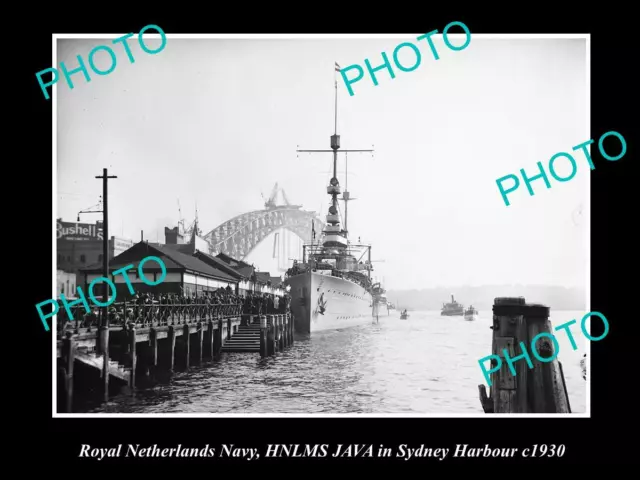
[56,302,294,412]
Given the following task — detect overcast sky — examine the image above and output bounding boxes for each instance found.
[56,35,588,290]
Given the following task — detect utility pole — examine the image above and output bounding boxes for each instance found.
[95,168,117,401]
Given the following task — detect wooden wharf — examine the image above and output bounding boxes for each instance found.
[478,297,572,414]
[56,302,294,413]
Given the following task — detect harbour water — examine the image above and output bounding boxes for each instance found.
[79,310,587,414]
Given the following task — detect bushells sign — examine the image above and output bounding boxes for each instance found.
[57,219,103,241]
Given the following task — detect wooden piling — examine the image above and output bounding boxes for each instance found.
[183,324,190,368]
[278,315,285,351]
[479,297,571,414]
[168,325,176,371]
[214,318,223,358]
[267,315,275,356]
[283,315,288,348]
[206,320,214,359]
[149,327,158,368]
[62,331,75,413]
[129,324,137,389]
[100,325,109,401]
[526,304,572,413]
[197,322,204,364]
[260,315,268,358]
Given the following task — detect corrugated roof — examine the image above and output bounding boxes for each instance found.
[193,250,245,279]
[216,252,253,270]
[255,271,271,283]
[80,241,237,282]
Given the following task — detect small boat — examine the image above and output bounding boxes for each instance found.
[441,294,464,316]
[464,305,478,321]
[400,309,409,320]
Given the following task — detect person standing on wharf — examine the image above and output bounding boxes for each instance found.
[35,24,167,100]
[36,255,167,331]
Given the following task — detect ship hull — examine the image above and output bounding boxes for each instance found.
[287,271,374,334]
[441,310,464,316]
[464,313,478,321]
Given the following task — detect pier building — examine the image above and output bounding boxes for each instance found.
[79,241,239,298]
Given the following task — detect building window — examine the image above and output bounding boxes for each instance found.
[80,254,86,263]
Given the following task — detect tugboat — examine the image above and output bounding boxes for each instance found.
[441,294,464,316]
[464,305,478,321]
[400,309,409,320]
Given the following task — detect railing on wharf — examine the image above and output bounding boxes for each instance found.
[56,302,244,338]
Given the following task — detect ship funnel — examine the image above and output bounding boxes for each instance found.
[451,294,454,303]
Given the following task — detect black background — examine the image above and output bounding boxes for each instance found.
[16,8,635,466]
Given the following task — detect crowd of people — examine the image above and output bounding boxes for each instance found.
[57,286,291,332]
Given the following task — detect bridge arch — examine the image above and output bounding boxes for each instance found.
[203,207,325,261]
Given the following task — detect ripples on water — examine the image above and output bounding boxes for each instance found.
[85,310,587,414]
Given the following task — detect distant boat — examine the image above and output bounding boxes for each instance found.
[400,309,409,320]
[441,294,464,316]
[372,282,389,316]
[464,305,478,321]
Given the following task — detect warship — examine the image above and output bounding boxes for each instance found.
[285,65,376,334]
[441,294,464,316]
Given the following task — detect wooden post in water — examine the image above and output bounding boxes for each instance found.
[267,315,275,356]
[168,325,176,371]
[99,325,109,401]
[273,316,279,352]
[207,319,214,359]
[260,315,268,358]
[196,322,204,364]
[183,324,190,368]
[227,317,232,341]
[62,331,75,412]
[278,315,285,351]
[215,318,223,358]
[129,324,137,389]
[478,297,571,414]
[289,313,294,345]
[526,303,572,413]
[283,315,288,348]
[149,327,158,369]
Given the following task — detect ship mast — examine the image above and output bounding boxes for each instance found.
[296,62,374,255]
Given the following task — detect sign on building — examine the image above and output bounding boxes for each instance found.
[57,219,103,241]
[111,236,134,256]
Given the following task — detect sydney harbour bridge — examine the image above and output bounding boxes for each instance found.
[196,183,325,269]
